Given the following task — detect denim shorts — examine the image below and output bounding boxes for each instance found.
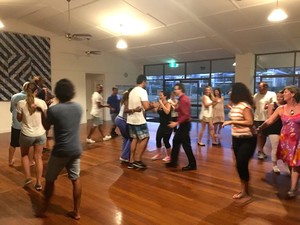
[128,123,149,140]
[19,132,46,147]
[45,154,81,182]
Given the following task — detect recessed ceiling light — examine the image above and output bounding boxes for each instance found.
[100,14,148,35]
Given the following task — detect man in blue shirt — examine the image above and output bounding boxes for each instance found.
[107,87,121,137]
[9,82,34,166]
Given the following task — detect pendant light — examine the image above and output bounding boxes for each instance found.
[116,39,128,49]
[116,24,128,49]
[267,0,288,22]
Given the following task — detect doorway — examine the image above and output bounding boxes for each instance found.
[85,73,104,121]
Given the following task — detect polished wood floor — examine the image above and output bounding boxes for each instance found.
[0,122,299,225]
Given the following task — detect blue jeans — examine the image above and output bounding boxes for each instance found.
[115,116,131,160]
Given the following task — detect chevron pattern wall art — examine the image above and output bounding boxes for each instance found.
[0,32,51,101]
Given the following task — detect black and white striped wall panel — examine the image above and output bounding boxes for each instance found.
[0,32,51,101]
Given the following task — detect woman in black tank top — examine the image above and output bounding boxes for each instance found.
[151,91,172,162]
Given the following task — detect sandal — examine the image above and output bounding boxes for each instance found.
[34,184,42,191]
[287,190,296,198]
[197,142,205,146]
[23,178,32,187]
[232,192,245,199]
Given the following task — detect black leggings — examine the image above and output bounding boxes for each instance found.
[232,136,257,182]
[156,125,172,149]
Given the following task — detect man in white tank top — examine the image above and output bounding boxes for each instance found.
[253,82,276,160]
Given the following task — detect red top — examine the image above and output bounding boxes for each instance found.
[177,94,191,124]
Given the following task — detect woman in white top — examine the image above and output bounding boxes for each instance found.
[198,86,217,146]
[17,82,47,191]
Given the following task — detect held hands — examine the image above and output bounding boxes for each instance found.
[158,99,163,106]
[152,102,159,108]
[168,121,177,128]
[31,103,43,113]
[134,106,142,112]
[222,121,231,128]
[256,126,263,133]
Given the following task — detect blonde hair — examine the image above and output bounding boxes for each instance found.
[204,86,214,100]
[26,82,38,115]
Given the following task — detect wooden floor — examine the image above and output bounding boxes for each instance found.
[0,122,299,225]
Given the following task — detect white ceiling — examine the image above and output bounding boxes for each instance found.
[0,0,299,65]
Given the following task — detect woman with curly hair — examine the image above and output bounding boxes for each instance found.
[222,82,257,202]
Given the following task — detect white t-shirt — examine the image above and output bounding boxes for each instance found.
[127,86,148,125]
[16,97,47,137]
[90,91,104,118]
[253,91,277,121]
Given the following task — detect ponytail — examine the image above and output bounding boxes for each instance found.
[26,82,38,115]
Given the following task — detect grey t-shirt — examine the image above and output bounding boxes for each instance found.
[47,102,82,157]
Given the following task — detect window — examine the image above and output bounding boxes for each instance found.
[145,65,163,102]
[164,63,185,80]
[296,52,300,75]
[255,51,300,93]
[211,58,235,109]
[144,57,235,119]
[186,61,210,79]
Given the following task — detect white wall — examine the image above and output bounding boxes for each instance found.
[235,53,255,93]
[0,20,142,133]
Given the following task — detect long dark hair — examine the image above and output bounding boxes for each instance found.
[214,87,222,97]
[230,82,254,107]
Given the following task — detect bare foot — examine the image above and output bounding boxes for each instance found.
[67,211,80,220]
[9,159,15,167]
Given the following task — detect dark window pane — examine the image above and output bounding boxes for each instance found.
[256,53,294,76]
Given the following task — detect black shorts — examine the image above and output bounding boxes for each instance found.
[10,127,21,147]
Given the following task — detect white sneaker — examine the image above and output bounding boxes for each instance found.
[86,138,95,144]
[119,157,129,162]
[257,151,267,160]
[272,165,280,174]
[103,136,111,141]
